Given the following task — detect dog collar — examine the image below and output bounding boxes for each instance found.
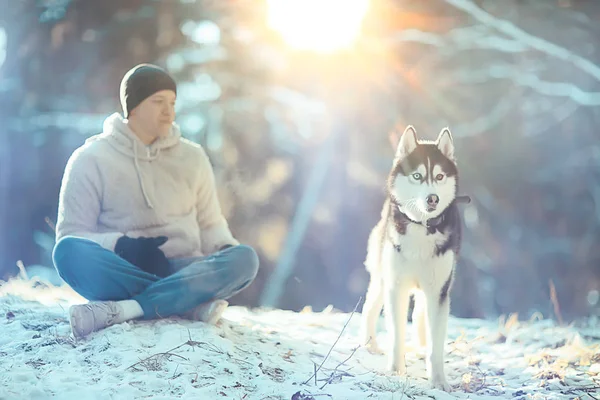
[386,195,471,250]
[425,213,445,228]
[395,208,444,229]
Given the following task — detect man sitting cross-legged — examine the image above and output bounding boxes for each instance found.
[52,63,259,339]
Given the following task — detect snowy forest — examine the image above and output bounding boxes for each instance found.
[2,1,600,399]
[1,0,600,324]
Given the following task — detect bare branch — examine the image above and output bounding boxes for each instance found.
[302,296,362,386]
[444,0,600,83]
[393,26,528,53]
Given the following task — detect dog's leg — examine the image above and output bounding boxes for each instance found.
[360,275,384,354]
[424,289,451,391]
[411,292,427,349]
[384,281,410,374]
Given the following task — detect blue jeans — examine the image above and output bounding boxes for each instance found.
[52,236,259,320]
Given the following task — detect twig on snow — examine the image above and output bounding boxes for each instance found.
[549,279,564,326]
[126,333,224,372]
[302,296,362,386]
[320,338,370,389]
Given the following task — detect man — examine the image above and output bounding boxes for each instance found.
[52,63,259,339]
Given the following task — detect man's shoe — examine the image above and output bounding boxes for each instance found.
[69,301,124,339]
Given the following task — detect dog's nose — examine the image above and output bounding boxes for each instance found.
[426,194,439,206]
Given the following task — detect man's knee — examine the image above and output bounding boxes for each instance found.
[230,244,259,282]
[52,236,95,276]
[52,236,141,301]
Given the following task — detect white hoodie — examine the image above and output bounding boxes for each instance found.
[55,112,238,258]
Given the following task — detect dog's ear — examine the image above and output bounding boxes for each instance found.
[437,127,455,160]
[394,125,418,161]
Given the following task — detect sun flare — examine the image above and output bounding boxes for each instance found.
[266,0,370,53]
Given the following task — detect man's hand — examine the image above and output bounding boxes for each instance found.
[115,235,170,277]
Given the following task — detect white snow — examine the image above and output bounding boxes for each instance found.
[1,275,599,400]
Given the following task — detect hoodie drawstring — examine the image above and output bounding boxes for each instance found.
[100,113,178,211]
[133,144,155,209]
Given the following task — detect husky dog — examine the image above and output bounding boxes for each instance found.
[359,125,466,392]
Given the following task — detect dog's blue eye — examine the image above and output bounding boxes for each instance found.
[412,173,422,180]
[436,174,444,180]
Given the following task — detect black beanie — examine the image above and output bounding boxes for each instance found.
[119,64,177,118]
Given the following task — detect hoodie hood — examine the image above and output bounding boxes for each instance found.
[92,112,181,160]
[87,112,182,209]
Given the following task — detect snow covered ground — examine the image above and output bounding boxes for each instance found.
[1,275,599,400]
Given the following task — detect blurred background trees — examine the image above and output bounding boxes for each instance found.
[1,0,599,322]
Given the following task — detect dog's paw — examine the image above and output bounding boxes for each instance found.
[429,376,452,392]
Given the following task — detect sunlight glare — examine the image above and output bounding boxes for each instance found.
[266,0,369,53]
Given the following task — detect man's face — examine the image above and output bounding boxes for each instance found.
[129,89,176,139]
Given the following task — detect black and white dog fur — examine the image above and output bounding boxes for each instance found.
[359,125,464,392]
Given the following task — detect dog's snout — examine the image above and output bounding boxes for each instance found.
[426,194,439,206]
